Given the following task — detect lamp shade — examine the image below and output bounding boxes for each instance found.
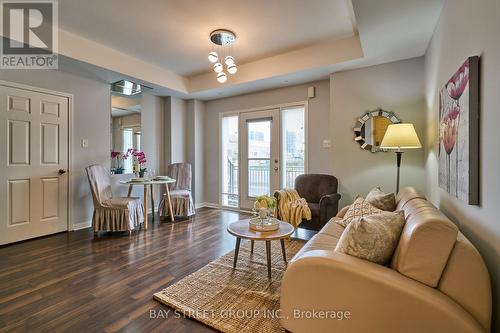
[380,123,422,150]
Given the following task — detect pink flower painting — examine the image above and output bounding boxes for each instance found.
[438,57,479,205]
[445,61,469,100]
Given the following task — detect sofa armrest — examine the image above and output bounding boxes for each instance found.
[280,250,484,333]
[318,193,341,226]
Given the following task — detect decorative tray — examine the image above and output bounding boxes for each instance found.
[249,217,280,232]
[130,178,146,182]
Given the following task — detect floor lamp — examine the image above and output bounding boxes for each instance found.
[380,123,422,193]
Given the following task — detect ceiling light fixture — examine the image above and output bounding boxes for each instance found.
[217,72,227,83]
[208,51,218,63]
[208,29,237,83]
[227,64,237,74]
[213,62,223,73]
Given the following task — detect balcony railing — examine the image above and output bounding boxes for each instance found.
[223,159,303,205]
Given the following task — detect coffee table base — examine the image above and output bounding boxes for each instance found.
[233,238,287,279]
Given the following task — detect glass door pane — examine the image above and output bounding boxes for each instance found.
[239,109,280,210]
[247,120,271,197]
[282,107,305,188]
[221,116,239,207]
[248,160,270,197]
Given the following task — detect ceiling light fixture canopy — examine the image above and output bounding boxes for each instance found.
[208,29,238,83]
[210,29,236,46]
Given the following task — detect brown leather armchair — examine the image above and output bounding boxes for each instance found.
[292,174,341,231]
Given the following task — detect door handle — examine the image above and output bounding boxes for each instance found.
[274,167,279,171]
[58,169,67,175]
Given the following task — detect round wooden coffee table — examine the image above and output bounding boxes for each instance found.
[227,219,295,279]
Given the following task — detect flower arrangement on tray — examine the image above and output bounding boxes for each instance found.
[250,195,279,231]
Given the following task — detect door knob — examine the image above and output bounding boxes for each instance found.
[58,169,67,175]
[274,167,279,171]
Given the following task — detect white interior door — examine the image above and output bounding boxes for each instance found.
[239,109,280,210]
[0,83,69,245]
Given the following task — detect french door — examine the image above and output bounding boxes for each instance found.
[0,83,69,245]
[239,109,280,210]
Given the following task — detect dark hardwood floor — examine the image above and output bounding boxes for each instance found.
[0,208,314,333]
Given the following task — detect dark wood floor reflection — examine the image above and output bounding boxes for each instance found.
[0,208,315,333]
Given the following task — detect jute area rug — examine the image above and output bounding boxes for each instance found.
[154,239,304,333]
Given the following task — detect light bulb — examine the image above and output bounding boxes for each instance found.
[217,72,227,83]
[213,62,223,73]
[208,51,218,63]
[224,55,235,66]
[227,63,237,74]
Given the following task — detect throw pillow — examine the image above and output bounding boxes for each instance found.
[365,187,396,211]
[335,211,406,265]
[336,197,382,228]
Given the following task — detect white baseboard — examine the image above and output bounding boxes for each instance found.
[195,202,220,209]
[72,220,91,230]
[195,202,251,214]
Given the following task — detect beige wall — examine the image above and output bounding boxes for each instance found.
[187,100,205,204]
[424,0,500,330]
[164,96,188,166]
[203,80,332,204]
[330,57,427,207]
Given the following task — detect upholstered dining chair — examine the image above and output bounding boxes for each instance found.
[85,164,144,234]
[159,163,195,219]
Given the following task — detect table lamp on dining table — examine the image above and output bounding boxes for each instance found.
[380,123,422,193]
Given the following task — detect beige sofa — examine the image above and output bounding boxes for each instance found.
[280,187,491,333]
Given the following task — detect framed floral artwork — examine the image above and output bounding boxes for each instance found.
[438,56,479,205]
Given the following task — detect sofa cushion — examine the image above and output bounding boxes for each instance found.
[391,198,458,287]
[291,220,345,262]
[336,197,382,228]
[291,233,340,262]
[335,211,406,265]
[320,218,345,239]
[366,187,396,211]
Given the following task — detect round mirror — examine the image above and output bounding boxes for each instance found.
[353,108,401,152]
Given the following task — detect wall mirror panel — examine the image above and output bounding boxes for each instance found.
[110,93,142,174]
[353,108,401,152]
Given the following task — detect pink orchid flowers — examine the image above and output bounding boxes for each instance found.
[446,61,469,100]
[441,105,460,155]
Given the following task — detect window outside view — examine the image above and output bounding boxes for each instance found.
[282,107,305,188]
[221,116,239,207]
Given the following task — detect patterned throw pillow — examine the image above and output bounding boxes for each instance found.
[336,197,382,228]
[335,211,406,265]
[365,187,396,211]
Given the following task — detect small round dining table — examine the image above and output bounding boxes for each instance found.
[119,178,176,229]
